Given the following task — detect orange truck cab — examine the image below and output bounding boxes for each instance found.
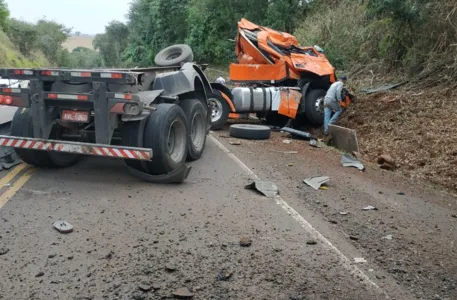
[208,19,351,130]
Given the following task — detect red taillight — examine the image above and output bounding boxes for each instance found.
[124,94,133,100]
[41,70,59,76]
[0,95,3,104]
[4,96,13,105]
[80,72,91,77]
[13,70,22,75]
[77,95,88,101]
[48,93,58,99]
[2,88,12,93]
[111,73,123,79]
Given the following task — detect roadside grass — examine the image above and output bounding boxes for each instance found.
[0,30,48,68]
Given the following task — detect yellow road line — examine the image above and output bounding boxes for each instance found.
[0,168,35,209]
[0,163,27,188]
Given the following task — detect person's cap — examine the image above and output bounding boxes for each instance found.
[339,74,348,81]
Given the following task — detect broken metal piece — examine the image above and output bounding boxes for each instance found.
[280,127,314,140]
[53,220,73,233]
[341,153,365,171]
[304,176,330,190]
[354,257,367,263]
[309,139,322,148]
[362,205,378,211]
[360,82,407,94]
[245,181,279,197]
[328,125,360,153]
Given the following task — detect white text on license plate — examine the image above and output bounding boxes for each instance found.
[61,110,89,123]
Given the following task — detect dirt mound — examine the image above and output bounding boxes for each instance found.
[339,85,457,191]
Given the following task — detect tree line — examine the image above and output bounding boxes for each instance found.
[94,0,306,67]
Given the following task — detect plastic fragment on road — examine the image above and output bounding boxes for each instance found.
[309,139,322,148]
[354,257,367,263]
[229,140,241,145]
[304,176,330,190]
[382,234,393,240]
[245,181,279,197]
[53,220,73,233]
[319,186,329,190]
[339,211,349,215]
[341,153,365,171]
[283,139,292,144]
[280,127,314,140]
[362,205,378,211]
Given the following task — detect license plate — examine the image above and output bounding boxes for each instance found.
[61,110,89,123]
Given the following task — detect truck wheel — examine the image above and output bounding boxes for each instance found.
[154,44,194,67]
[304,89,326,125]
[229,124,271,140]
[121,121,145,171]
[208,91,230,130]
[180,99,207,161]
[142,104,188,175]
[10,109,78,168]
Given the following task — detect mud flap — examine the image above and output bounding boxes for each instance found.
[125,163,192,184]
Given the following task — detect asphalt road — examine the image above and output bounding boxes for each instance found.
[0,132,452,299]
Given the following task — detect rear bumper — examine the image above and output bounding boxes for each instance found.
[0,135,152,161]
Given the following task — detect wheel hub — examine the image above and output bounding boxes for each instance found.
[315,96,325,115]
[208,98,223,123]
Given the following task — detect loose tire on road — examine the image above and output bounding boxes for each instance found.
[10,109,79,168]
[180,99,207,161]
[304,89,326,125]
[208,91,230,130]
[154,44,194,67]
[229,124,271,140]
[142,104,189,175]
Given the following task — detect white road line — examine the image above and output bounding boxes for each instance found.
[209,135,389,298]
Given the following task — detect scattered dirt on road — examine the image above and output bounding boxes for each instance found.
[339,85,457,192]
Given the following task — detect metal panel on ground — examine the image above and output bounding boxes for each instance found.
[328,124,359,153]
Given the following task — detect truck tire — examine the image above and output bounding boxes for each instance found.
[208,91,230,130]
[229,124,271,140]
[304,89,326,125]
[142,104,188,175]
[121,121,144,171]
[10,109,79,168]
[154,44,194,67]
[180,99,207,161]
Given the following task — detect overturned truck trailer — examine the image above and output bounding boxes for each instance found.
[0,58,213,183]
[209,19,352,129]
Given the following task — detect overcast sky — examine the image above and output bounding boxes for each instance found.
[5,0,130,35]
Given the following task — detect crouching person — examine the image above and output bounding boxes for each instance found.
[323,74,347,135]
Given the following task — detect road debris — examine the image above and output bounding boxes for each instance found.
[0,248,9,256]
[102,250,114,260]
[138,285,153,292]
[165,263,177,272]
[229,140,241,145]
[245,181,279,197]
[397,192,405,196]
[309,139,322,148]
[283,139,292,144]
[35,271,45,277]
[280,127,313,140]
[272,150,298,154]
[377,154,396,170]
[53,220,73,233]
[328,125,360,153]
[452,214,457,219]
[304,176,330,190]
[382,234,393,240]
[354,257,367,263]
[239,237,252,247]
[349,235,359,241]
[217,269,234,281]
[339,211,349,216]
[172,287,194,298]
[361,82,407,94]
[288,163,294,167]
[341,153,365,171]
[362,205,378,211]
[306,240,317,245]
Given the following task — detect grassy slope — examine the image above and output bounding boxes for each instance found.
[0,30,48,68]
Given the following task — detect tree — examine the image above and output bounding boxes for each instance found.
[0,0,9,30]
[7,19,38,56]
[34,19,71,64]
[93,21,129,67]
